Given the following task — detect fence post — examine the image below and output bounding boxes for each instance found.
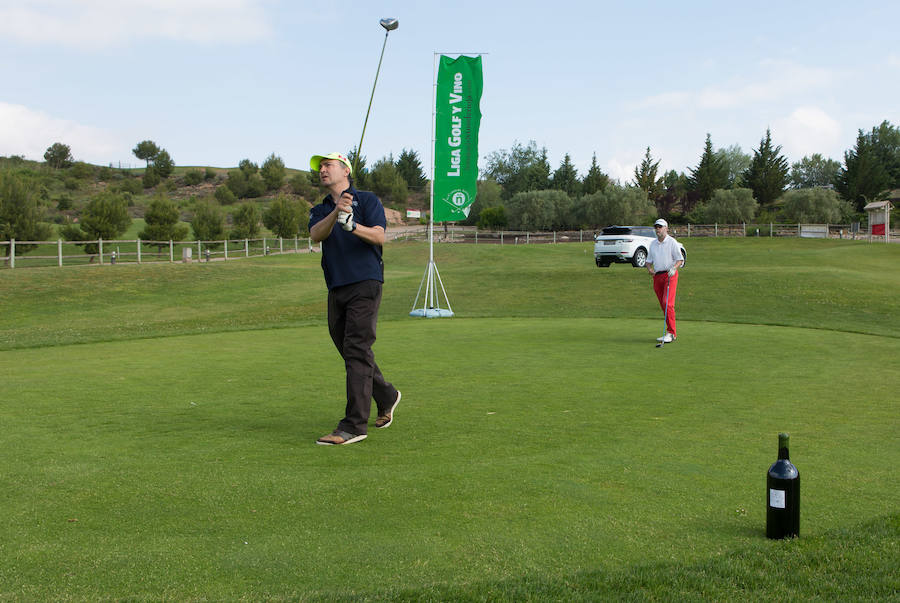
[714,224,718,238]
[10,238,14,268]
[797,223,801,237]
[553,231,557,244]
[137,239,142,263]
[99,238,104,264]
[501,231,504,245]
[245,239,249,257]
[263,237,267,255]
[770,223,773,237]
[294,236,298,252]
[688,224,691,237]
[58,239,63,267]
[197,240,201,259]
[475,230,478,244]
[279,237,283,253]
[224,240,228,261]
[169,240,174,263]
[527,232,530,244]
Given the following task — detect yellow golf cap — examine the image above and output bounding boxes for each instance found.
[310,152,352,174]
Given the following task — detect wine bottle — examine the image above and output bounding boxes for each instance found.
[766,432,800,539]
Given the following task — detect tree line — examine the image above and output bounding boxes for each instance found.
[465,120,899,231]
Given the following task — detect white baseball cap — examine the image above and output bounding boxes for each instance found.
[654,218,668,227]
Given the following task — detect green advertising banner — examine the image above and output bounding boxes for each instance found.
[433,55,483,222]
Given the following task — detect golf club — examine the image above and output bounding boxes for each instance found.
[353,17,399,177]
[656,275,670,348]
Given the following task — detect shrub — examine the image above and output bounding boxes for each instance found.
[215,185,237,205]
[143,167,161,189]
[184,170,204,186]
[260,154,286,190]
[204,167,217,181]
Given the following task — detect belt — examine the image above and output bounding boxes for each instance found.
[655,270,669,275]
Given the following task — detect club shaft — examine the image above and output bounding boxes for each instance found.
[355,31,390,176]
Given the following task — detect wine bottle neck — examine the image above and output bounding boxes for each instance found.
[778,446,790,460]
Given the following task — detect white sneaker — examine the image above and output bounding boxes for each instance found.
[661,333,674,343]
[656,335,666,342]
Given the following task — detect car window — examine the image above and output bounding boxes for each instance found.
[601,226,632,235]
[635,227,654,237]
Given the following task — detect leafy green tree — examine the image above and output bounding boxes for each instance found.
[289,172,314,199]
[477,205,507,230]
[689,134,729,203]
[214,185,237,205]
[742,128,789,207]
[225,169,249,198]
[369,156,408,206]
[245,173,266,198]
[133,140,160,167]
[574,184,654,229]
[702,188,758,223]
[790,154,842,189]
[260,153,286,191]
[230,202,261,239]
[0,172,53,255]
[656,169,690,216]
[61,190,131,255]
[395,148,427,189]
[153,149,175,179]
[238,159,259,176]
[191,198,226,241]
[505,189,568,231]
[43,142,73,169]
[632,147,661,198]
[139,195,188,247]
[715,144,751,189]
[142,166,161,189]
[780,188,851,223]
[581,153,610,196]
[463,179,503,226]
[551,153,581,197]
[263,195,303,238]
[483,140,551,200]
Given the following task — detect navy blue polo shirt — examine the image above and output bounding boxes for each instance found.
[308,188,386,290]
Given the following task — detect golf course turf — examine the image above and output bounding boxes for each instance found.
[1,238,897,600]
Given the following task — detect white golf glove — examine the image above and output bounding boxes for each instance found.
[337,211,355,231]
[668,267,676,276]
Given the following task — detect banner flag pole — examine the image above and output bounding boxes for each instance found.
[410,53,484,318]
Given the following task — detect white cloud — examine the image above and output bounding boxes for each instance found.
[773,106,843,160]
[633,61,836,111]
[0,102,122,162]
[0,0,270,49]
[606,157,636,185]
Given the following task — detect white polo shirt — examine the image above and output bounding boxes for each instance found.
[647,235,682,272]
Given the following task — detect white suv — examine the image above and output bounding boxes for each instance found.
[593,225,686,268]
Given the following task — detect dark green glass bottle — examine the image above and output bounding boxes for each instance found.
[766,433,800,539]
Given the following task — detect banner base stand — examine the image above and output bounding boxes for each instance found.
[408,308,454,318]
[409,259,454,318]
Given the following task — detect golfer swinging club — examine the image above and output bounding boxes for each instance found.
[646,218,684,345]
[308,152,401,445]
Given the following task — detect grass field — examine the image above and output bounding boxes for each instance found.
[1,238,898,600]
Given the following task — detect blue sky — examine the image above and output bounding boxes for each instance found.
[2,0,899,183]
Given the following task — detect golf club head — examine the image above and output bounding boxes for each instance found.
[380,17,399,31]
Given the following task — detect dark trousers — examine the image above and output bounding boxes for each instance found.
[327,280,397,435]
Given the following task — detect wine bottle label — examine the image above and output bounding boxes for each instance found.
[769,489,786,509]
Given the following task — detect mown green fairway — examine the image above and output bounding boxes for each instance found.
[1,238,898,600]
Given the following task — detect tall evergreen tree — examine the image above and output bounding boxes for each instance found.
[395,148,427,189]
[835,130,890,211]
[689,134,729,203]
[790,153,842,189]
[742,128,789,207]
[551,153,581,197]
[581,153,610,195]
[632,147,661,198]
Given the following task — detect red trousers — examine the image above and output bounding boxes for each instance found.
[653,271,678,337]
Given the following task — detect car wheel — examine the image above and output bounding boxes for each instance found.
[632,248,647,268]
[598,260,610,267]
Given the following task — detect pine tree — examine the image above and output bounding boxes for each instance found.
[689,134,729,203]
[551,153,581,197]
[633,147,661,198]
[581,153,609,195]
[742,128,789,207]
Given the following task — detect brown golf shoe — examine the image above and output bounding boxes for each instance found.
[375,391,401,429]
